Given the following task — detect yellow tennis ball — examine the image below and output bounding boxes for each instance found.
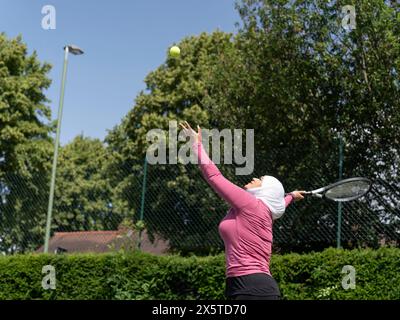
[169,46,180,58]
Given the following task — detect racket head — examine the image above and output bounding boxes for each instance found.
[322,177,372,202]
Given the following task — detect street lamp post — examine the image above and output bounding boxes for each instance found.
[44,45,84,253]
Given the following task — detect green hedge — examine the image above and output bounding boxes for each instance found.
[0,247,399,300]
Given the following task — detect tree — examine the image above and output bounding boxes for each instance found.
[52,135,123,232]
[106,31,236,253]
[209,0,400,250]
[107,1,399,253]
[0,34,53,253]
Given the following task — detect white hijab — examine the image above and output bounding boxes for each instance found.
[246,175,286,220]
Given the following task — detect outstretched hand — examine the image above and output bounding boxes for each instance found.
[291,190,306,201]
[179,121,201,143]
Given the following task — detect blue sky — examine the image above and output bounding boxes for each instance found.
[1,0,239,144]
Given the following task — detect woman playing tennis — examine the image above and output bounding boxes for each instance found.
[180,121,306,300]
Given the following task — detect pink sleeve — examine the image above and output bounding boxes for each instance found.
[192,141,258,209]
[284,194,294,207]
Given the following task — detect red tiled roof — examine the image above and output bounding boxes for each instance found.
[36,229,169,255]
[54,231,118,235]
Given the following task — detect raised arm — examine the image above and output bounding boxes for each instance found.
[180,122,258,209]
[193,141,259,209]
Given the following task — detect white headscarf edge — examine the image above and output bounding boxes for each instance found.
[246,175,286,220]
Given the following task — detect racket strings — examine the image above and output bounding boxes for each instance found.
[325,181,371,201]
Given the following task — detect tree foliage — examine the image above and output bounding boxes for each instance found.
[106,1,399,252]
[0,34,53,253]
[105,31,235,253]
[1,1,399,254]
[53,135,122,232]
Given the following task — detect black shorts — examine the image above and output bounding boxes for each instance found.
[226,273,281,299]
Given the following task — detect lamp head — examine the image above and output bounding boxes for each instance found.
[64,45,84,55]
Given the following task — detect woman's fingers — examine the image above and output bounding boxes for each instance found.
[179,121,197,136]
[180,121,189,130]
[179,123,188,134]
[180,122,191,132]
[186,121,194,132]
[179,122,187,131]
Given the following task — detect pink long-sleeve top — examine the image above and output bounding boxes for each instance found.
[192,141,294,278]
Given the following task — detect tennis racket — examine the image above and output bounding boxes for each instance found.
[304,177,372,202]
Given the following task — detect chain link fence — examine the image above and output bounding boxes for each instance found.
[0,154,399,255]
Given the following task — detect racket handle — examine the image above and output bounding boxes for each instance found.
[303,191,313,195]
